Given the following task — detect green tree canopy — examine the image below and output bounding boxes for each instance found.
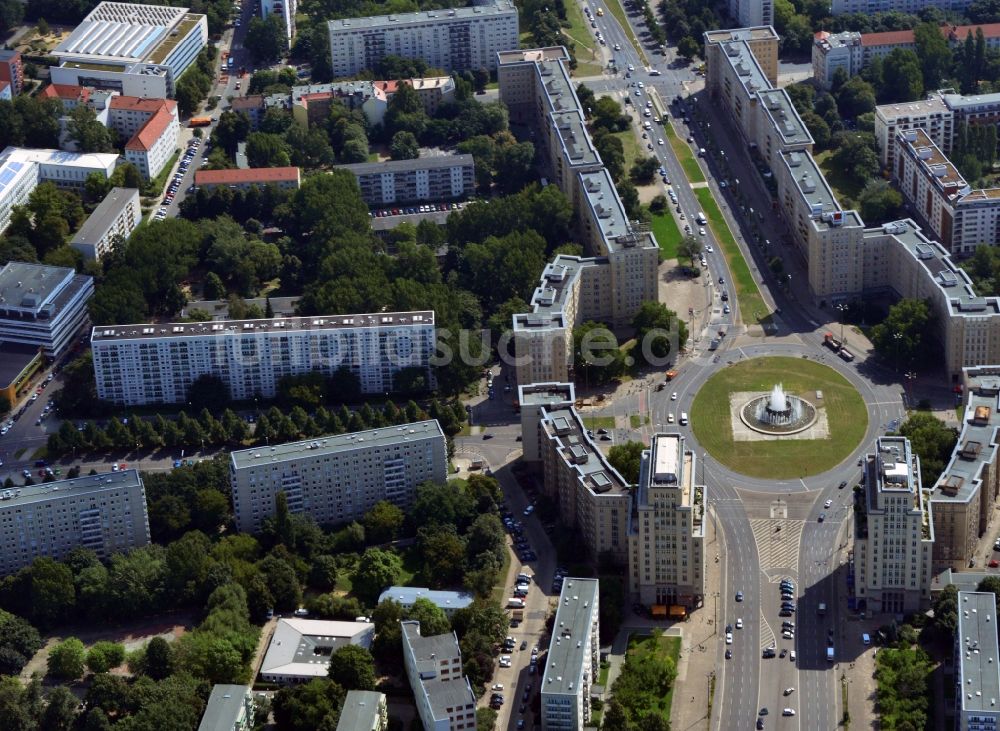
[326,644,376,691]
[870,297,932,369]
[608,441,644,484]
[47,637,86,680]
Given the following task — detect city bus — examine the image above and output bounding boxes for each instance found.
[188,116,212,127]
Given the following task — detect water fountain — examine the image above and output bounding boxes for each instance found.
[740,383,818,435]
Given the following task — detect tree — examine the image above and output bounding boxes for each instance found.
[0,610,41,675]
[40,685,78,731]
[898,411,957,486]
[405,598,452,637]
[835,77,876,119]
[880,48,924,103]
[85,641,126,673]
[47,637,86,680]
[142,636,176,680]
[913,21,952,89]
[870,297,932,369]
[67,104,115,153]
[632,301,687,365]
[363,501,405,544]
[258,554,303,611]
[629,156,659,184]
[831,133,880,189]
[977,576,1000,614]
[929,584,959,638]
[246,132,291,167]
[273,678,345,731]
[390,131,419,160]
[573,321,626,385]
[677,234,702,267]
[29,556,76,628]
[187,374,231,414]
[608,441,644,483]
[677,36,700,61]
[858,179,903,223]
[351,548,403,604]
[327,644,376,691]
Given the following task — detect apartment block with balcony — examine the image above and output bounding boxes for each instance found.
[229,420,447,533]
[540,578,599,731]
[336,691,387,731]
[337,154,475,206]
[874,96,954,167]
[70,187,141,261]
[0,470,150,576]
[832,0,976,15]
[90,311,435,406]
[629,433,706,610]
[812,31,863,89]
[727,0,773,29]
[855,436,935,615]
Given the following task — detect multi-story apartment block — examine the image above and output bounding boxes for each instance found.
[372,77,456,116]
[812,31,863,89]
[50,2,207,98]
[893,128,1000,255]
[954,591,1000,731]
[401,621,477,731]
[831,0,974,14]
[41,83,93,110]
[0,261,94,358]
[327,0,518,77]
[290,81,386,127]
[0,469,150,576]
[337,691,388,731]
[727,0,773,30]
[194,166,300,192]
[0,50,24,96]
[540,578,599,731]
[338,154,475,206]
[629,433,706,609]
[855,436,935,615]
[229,420,446,533]
[261,0,296,49]
[108,96,179,180]
[874,96,954,167]
[91,311,435,406]
[519,382,632,563]
[703,26,779,91]
[70,187,141,261]
[925,368,1000,569]
[197,685,256,731]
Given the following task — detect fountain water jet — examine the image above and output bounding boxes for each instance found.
[740,384,817,435]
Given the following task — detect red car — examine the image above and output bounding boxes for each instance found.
[990,559,999,568]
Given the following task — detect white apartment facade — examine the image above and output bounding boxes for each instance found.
[0,261,94,358]
[874,96,954,167]
[812,31,863,89]
[90,311,436,406]
[70,187,141,261]
[728,0,773,29]
[337,154,475,206]
[540,578,600,731]
[401,621,477,731]
[954,591,1000,731]
[228,420,447,533]
[855,436,935,615]
[629,434,706,609]
[0,470,150,576]
[109,97,180,181]
[327,0,518,77]
[831,0,974,14]
[261,0,296,49]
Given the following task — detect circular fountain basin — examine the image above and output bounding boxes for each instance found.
[739,391,818,436]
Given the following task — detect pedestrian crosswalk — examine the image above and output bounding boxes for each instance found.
[749,519,803,573]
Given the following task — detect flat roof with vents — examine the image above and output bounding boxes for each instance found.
[757,89,813,146]
[0,468,142,508]
[539,405,629,495]
[230,419,444,470]
[956,591,1000,715]
[53,2,198,63]
[542,578,599,698]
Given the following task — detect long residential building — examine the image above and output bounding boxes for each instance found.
[50,2,208,98]
[925,367,1000,570]
[109,96,179,180]
[540,577,599,731]
[499,48,658,385]
[70,187,142,261]
[401,620,477,731]
[338,154,475,206]
[705,26,867,301]
[197,685,255,731]
[229,420,447,533]
[0,261,94,358]
[337,691,388,731]
[327,0,518,78]
[90,311,436,406]
[954,591,1000,731]
[194,166,301,191]
[855,436,935,615]
[629,433,706,609]
[831,0,975,15]
[519,382,631,563]
[0,469,150,577]
[728,0,773,30]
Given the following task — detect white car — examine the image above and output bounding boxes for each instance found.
[671,392,678,400]
[725,632,733,644]
[706,245,713,252]
[782,709,796,717]
[499,656,512,668]
[783,688,795,696]
[657,138,664,145]
[824,499,833,508]
[637,81,644,88]
[667,413,675,423]
[492,684,505,691]
[782,630,794,639]
[735,618,743,629]
[628,64,635,72]
[699,228,706,236]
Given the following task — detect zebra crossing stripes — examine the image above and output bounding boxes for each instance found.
[749,519,803,573]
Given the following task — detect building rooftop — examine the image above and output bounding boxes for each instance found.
[898,128,966,188]
[518,381,575,407]
[780,149,860,231]
[711,38,770,96]
[813,30,861,51]
[91,310,434,343]
[0,468,142,509]
[875,96,951,122]
[513,255,600,332]
[640,433,694,504]
[197,685,250,731]
[704,26,779,43]
[194,166,299,186]
[861,29,915,46]
[0,261,78,318]
[426,677,476,718]
[53,2,193,62]
[337,153,473,176]
[540,403,630,495]
[291,80,376,105]
[956,591,1000,714]
[125,107,174,152]
[378,586,474,612]
[328,0,515,31]
[497,46,570,65]
[941,91,1000,111]
[41,84,91,103]
[402,621,461,677]
[71,187,138,247]
[260,619,374,679]
[542,578,599,696]
[230,420,444,470]
[336,691,384,731]
[371,76,453,95]
[757,89,813,147]
[578,168,631,241]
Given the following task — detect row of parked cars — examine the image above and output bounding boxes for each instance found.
[369,202,464,218]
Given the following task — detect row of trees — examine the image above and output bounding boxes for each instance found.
[175,47,219,118]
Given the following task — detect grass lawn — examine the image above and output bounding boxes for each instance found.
[629,414,649,428]
[584,415,616,430]
[490,546,513,606]
[615,128,641,174]
[815,149,862,208]
[622,632,682,722]
[563,0,605,76]
[651,212,682,258]
[665,122,705,183]
[690,356,868,479]
[694,187,770,322]
[603,0,648,66]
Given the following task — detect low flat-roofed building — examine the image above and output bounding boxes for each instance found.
[197,685,255,731]
[336,691,387,731]
[259,618,375,684]
[401,620,477,731]
[0,261,94,358]
[194,166,300,191]
[70,187,141,261]
[378,586,474,616]
[540,577,599,730]
[955,591,1000,730]
[0,342,43,406]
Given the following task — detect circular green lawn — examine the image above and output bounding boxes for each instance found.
[690,356,868,479]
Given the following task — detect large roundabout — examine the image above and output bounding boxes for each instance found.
[689,355,869,479]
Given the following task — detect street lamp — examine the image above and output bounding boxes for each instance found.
[892,332,903,372]
[836,303,849,347]
[904,371,917,408]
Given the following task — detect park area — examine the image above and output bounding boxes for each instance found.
[602,631,681,727]
[690,356,868,479]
